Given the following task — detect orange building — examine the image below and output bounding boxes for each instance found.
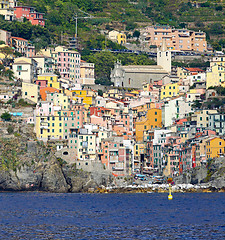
[206,137,225,159]
[135,108,162,142]
[40,87,60,101]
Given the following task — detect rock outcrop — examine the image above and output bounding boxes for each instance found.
[174,157,225,189]
[0,129,113,193]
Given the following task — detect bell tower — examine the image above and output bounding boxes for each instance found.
[157,39,171,73]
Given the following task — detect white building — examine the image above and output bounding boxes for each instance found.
[13,57,37,83]
[162,96,193,127]
[153,129,172,145]
[32,55,54,74]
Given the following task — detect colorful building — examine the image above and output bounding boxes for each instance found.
[80,60,95,85]
[144,26,207,52]
[22,82,39,103]
[0,0,15,21]
[206,137,225,159]
[14,6,45,26]
[206,65,225,89]
[37,74,61,89]
[160,82,179,99]
[135,108,162,142]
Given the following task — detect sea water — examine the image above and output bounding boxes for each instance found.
[0,192,224,239]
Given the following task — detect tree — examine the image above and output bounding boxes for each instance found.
[209,23,224,35]
[98,89,103,96]
[133,30,140,38]
[192,100,202,109]
[126,21,137,31]
[0,46,14,66]
[1,112,11,121]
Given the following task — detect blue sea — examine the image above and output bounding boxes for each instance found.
[0,192,224,239]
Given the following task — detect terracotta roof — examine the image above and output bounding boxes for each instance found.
[40,87,60,101]
[12,37,28,41]
[185,68,204,72]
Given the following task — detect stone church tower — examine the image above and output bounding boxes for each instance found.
[157,39,171,73]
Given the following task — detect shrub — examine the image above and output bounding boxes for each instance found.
[1,112,11,121]
[7,125,14,134]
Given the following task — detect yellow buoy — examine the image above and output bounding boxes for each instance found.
[168,194,173,200]
[168,182,173,200]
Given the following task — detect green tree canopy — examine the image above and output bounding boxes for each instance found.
[1,112,11,121]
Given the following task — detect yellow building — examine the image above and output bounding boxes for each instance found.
[177,67,191,79]
[160,82,179,99]
[210,56,225,68]
[22,82,39,103]
[134,143,145,169]
[0,0,14,21]
[206,65,225,89]
[77,134,96,160]
[135,108,162,142]
[46,92,69,110]
[71,90,95,107]
[206,137,225,159]
[35,113,64,141]
[103,89,121,99]
[117,33,126,44]
[108,30,126,45]
[178,131,188,143]
[38,74,61,89]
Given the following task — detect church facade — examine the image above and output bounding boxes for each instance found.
[110,41,171,89]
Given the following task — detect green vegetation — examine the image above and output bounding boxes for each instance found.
[1,112,11,121]
[15,0,224,50]
[0,16,51,51]
[0,64,14,81]
[97,89,103,96]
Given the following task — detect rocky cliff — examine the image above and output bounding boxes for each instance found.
[0,125,113,193]
[174,157,225,189]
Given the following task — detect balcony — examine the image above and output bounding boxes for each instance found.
[112,166,124,171]
[109,149,118,152]
[40,121,48,129]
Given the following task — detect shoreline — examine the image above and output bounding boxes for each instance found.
[95,184,225,193]
[1,184,225,194]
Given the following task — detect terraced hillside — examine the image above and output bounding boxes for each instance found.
[17,0,225,49]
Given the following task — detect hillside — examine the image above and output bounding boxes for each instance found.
[16,0,225,50]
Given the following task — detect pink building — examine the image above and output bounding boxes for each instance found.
[100,138,130,177]
[144,26,207,52]
[14,6,45,26]
[35,79,47,89]
[57,51,70,80]
[11,37,28,55]
[26,45,35,57]
[90,115,107,128]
